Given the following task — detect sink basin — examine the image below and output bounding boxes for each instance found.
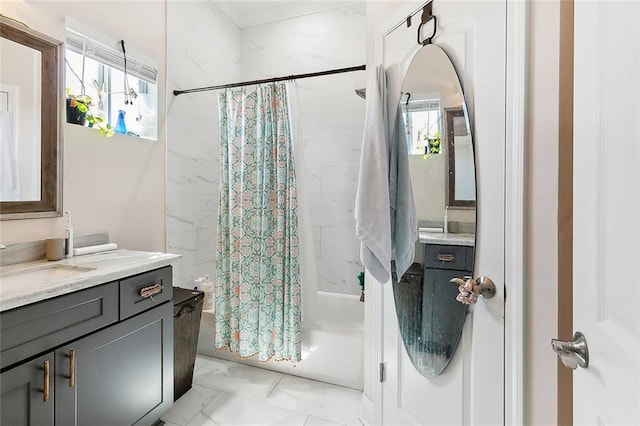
[0,264,96,288]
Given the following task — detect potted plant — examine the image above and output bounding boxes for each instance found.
[65,60,114,137]
[65,90,90,126]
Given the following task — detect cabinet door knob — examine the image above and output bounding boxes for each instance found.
[43,360,50,402]
[450,276,496,304]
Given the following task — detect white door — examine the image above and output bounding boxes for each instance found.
[572,1,640,423]
[380,1,506,424]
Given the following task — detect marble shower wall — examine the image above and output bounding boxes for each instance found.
[167,1,241,287]
[167,3,366,294]
[241,4,366,294]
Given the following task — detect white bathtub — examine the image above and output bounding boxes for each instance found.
[197,290,364,390]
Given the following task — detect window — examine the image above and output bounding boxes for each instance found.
[403,97,442,156]
[65,29,158,140]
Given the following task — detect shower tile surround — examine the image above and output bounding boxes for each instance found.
[167,4,366,294]
[167,1,241,288]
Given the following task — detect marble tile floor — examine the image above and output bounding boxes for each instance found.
[162,354,364,426]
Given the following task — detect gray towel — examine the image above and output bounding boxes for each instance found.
[355,66,392,283]
[389,107,418,279]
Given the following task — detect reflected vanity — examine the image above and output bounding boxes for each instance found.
[392,44,477,378]
[0,16,63,219]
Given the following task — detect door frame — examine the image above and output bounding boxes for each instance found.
[368,1,528,424]
[504,0,528,424]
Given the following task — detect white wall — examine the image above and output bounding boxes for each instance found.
[409,152,446,222]
[0,1,167,252]
[166,0,241,288]
[527,0,561,423]
[240,5,366,295]
[167,3,366,295]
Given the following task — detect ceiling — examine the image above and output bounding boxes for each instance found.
[212,0,364,28]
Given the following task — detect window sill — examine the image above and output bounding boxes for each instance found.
[65,122,157,142]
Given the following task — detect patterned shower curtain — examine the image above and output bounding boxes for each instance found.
[214,82,302,362]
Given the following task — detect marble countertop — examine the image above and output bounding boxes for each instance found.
[419,232,475,247]
[0,249,181,312]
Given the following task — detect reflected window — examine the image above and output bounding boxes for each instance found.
[402,95,442,156]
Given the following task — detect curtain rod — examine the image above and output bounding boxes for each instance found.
[173,64,366,96]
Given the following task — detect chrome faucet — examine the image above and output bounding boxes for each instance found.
[0,243,5,250]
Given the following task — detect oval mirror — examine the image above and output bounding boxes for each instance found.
[392,44,476,378]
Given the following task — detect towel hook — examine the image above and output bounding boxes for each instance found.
[417,2,437,46]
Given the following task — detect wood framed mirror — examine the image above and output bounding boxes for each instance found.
[446,107,475,207]
[0,16,63,220]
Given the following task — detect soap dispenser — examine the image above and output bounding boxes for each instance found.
[64,210,74,257]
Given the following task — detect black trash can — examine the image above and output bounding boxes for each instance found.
[173,287,205,401]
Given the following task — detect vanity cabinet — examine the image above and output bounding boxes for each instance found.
[55,302,172,426]
[421,244,473,356]
[1,353,55,425]
[0,266,173,426]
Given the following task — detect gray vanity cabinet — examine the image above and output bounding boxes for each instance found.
[421,244,473,356]
[1,353,55,425]
[55,302,172,426]
[0,266,173,426]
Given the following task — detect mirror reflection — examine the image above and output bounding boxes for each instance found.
[0,36,42,201]
[393,44,476,378]
[0,17,63,219]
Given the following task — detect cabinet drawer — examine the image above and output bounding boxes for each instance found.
[423,244,470,271]
[119,266,172,320]
[0,282,118,371]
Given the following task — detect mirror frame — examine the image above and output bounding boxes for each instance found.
[0,16,63,220]
[446,107,475,208]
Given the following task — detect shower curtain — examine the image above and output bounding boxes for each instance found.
[214,82,302,362]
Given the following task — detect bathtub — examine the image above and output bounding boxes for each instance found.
[197,290,364,390]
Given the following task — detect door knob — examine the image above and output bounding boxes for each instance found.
[450,276,496,305]
[551,331,589,370]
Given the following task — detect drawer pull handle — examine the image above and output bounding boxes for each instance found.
[69,349,75,387]
[43,360,50,402]
[437,254,456,262]
[140,283,164,301]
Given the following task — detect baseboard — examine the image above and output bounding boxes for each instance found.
[359,392,375,426]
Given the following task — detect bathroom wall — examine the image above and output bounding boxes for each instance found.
[409,155,446,222]
[527,0,563,423]
[166,1,241,288]
[240,4,366,295]
[166,3,366,294]
[0,1,166,252]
